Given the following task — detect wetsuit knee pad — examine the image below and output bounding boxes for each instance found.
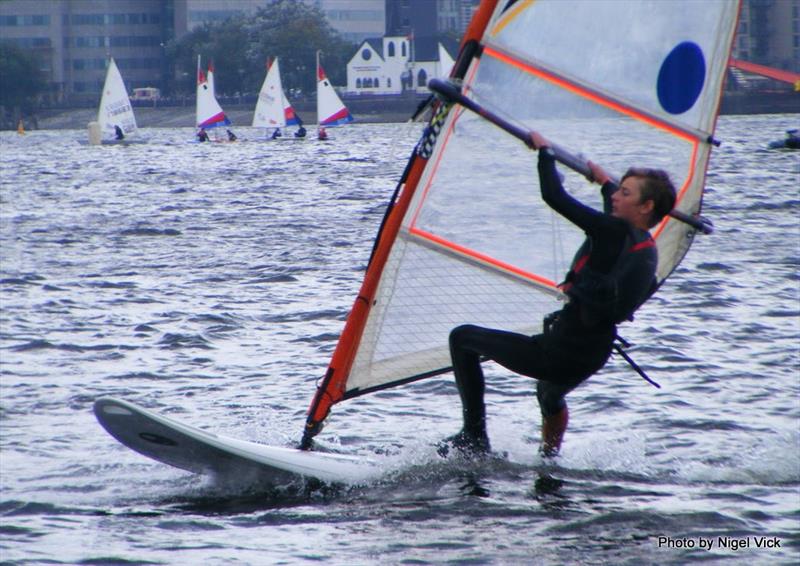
[536,381,568,417]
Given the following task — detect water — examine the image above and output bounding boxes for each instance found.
[1,117,798,565]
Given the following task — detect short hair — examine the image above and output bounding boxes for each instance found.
[621,168,677,228]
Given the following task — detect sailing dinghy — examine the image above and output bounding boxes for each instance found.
[316,51,353,140]
[94,0,740,486]
[196,56,232,141]
[252,57,302,140]
[88,57,141,145]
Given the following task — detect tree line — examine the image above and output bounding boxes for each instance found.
[165,0,354,98]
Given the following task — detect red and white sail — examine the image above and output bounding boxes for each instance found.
[196,55,230,129]
[316,52,353,127]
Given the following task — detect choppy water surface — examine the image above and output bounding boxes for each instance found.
[1,117,798,565]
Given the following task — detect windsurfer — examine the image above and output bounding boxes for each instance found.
[317,127,328,141]
[271,128,282,139]
[114,125,124,140]
[227,129,237,141]
[295,125,307,138]
[197,128,209,142]
[440,131,676,458]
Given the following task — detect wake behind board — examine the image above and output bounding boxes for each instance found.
[93,398,380,486]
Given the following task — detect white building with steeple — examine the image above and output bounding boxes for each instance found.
[346,35,457,95]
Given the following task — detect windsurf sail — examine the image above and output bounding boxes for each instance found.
[97,57,137,140]
[301,0,740,447]
[253,57,301,129]
[196,55,231,130]
[316,51,353,127]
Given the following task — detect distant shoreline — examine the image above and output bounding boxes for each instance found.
[18,96,429,131]
[9,90,799,131]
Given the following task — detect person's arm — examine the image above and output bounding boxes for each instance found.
[588,160,617,214]
[537,147,609,233]
[532,134,629,272]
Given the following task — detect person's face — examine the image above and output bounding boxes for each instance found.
[611,176,653,227]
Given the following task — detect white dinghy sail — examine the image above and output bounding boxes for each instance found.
[301,0,740,447]
[252,57,301,137]
[97,58,138,143]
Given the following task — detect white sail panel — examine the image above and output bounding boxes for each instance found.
[487,0,736,133]
[207,67,215,98]
[254,58,287,128]
[253,58,300,129]
[97,58,137,140]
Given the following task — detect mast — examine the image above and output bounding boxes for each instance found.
[315,50,320,129]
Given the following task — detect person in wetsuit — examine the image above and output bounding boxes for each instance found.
[441,131,677,458]
[197,128,209,142]
[114,125,124,140]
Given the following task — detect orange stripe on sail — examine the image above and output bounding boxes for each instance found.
[483,46,697,143]
[409,226,558,289]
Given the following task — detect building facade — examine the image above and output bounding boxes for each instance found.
[0,0,386,102]
[436,0,479,36]
[0,0,172,102]
[732,0,799,71]
[346,35,456,95]
[314,0,385,44]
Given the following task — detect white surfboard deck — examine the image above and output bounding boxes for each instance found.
[94,397,381,485]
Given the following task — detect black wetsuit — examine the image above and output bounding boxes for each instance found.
[449,149,657,440]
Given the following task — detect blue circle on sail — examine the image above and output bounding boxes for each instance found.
[657,42,706,114]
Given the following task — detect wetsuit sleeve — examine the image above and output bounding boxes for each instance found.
[538,149,610,234]
[601,181,617,215]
